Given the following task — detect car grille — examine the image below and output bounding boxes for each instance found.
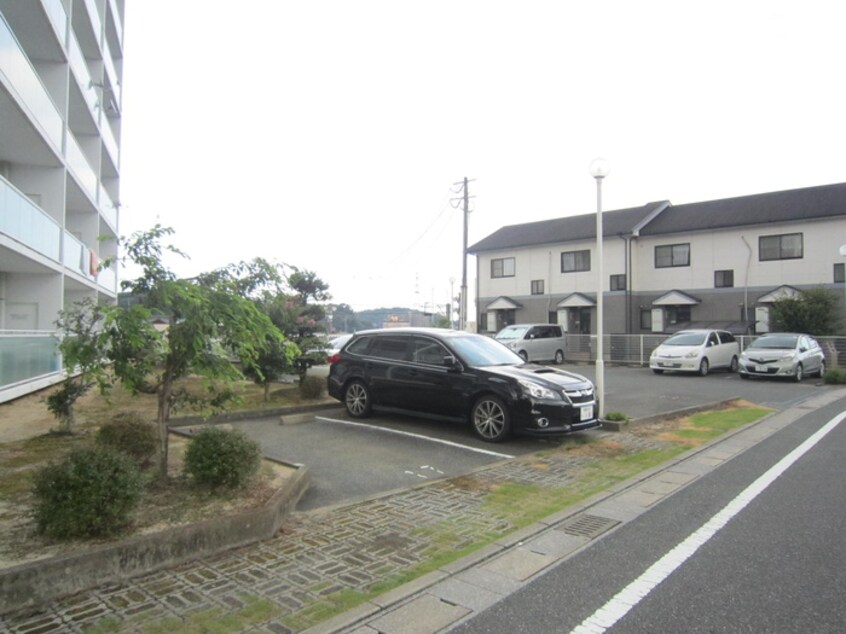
[564,387,595,404]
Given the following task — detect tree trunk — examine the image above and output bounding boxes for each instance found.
[156,374,173,481]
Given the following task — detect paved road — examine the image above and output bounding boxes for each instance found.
[448,390,846,633]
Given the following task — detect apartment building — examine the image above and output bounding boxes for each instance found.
[469,182,846,337]
[0,0,124,403]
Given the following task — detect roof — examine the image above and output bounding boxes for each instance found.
[467,202,669,253]
[468,182,846,253]
[640,182,846,236]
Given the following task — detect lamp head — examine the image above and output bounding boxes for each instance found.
[589,157,610,179]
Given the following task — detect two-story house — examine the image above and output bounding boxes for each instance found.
[469,182,846,337]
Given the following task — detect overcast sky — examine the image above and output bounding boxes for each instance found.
[118,1,846,314]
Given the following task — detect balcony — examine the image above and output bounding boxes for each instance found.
[0,332,61,396]
[0,13,64,152]
[0,176,61,262]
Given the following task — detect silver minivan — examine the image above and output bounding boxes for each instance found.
[494,324,567,364]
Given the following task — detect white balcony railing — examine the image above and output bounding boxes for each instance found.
[0,332,61,391]
[0,176,61,261]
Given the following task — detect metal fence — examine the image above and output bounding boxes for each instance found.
[563,334,846,368]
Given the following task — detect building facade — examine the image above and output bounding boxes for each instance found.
[470,182,846,337]
[1,0,124,403]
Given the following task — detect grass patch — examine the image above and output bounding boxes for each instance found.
[657,405,771,447]
[136,595,280,634]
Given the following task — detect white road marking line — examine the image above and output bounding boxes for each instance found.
[571,410,846,634]
[314,416,515,459]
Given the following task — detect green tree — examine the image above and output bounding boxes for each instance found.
[47,299,111,433]
[242,333,299,401]
[106,225,288,479]
[263,268,332,381]
[770,288,841,335]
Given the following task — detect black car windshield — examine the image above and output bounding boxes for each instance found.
[748,335,798,350]
[663,332,706,346]
[450,335,524,367]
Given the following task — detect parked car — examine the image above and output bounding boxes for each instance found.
[649,329,740,376]
[325,334,353,362]
[327,327,599,442]
[738,333,825,382]
[494,324,566,364]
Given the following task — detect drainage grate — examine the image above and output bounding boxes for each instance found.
[558,514,619,539]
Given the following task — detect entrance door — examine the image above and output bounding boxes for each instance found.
[579,308,591,335]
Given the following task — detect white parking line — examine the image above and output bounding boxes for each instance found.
[571,410,846,634]
[314,416,515,459]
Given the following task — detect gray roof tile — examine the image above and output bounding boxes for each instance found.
[469,182,846,253]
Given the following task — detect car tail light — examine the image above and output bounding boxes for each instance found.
[328,353,342,365]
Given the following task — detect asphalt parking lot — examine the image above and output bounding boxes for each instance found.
[233,364,826,511]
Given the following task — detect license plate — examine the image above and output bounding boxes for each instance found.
[580,405,594,421]
[754,365,768,372]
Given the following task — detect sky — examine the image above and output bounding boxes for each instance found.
[118,1,846,315]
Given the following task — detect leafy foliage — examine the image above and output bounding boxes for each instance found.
[770,288,841,335]
[299,375,325,400]
[184,427,262,489]
[107,226,290,479]
[96,413,158,467]
[33,447,143,538]
[48,299,112,432]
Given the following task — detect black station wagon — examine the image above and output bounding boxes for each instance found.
[327,328,600,442]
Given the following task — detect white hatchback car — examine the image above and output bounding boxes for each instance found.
[649,329,740,376]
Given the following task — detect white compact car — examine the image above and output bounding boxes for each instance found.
[738,333,825,382]
[649,329,740,376]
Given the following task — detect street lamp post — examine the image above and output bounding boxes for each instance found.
[839,245,846,317]
[589,158,610,419]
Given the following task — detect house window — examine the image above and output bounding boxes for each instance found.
[759,233,803,261]
[531,280,544,295]
[561,250,590,273]
[610,274,626,291]
[715,270,734,288]
[640,310,652,330]
[491,257,515,278]
[655,243,690,268]
[835,263,845,284]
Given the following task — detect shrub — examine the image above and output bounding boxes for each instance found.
[96,412,158,467]
[604,411,630,422]
[299,375,324,400]
[33,447,142,539]
[824,366,846,385]
[184,427,261,489]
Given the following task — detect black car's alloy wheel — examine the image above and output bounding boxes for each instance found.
[344,380,372,418]
[471,395,511,442]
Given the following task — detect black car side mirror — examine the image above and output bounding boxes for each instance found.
[443,355,460,370]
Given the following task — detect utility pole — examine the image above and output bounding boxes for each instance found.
[451,177,474,331]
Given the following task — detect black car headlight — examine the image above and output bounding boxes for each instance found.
[518,379,560,400]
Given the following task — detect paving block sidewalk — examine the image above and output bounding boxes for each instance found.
[0,427,671,634]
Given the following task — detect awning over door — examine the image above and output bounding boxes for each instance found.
[485,296,523,310]
[756,285,801,303]
[652,289,701,306]
[556,293,595,308]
